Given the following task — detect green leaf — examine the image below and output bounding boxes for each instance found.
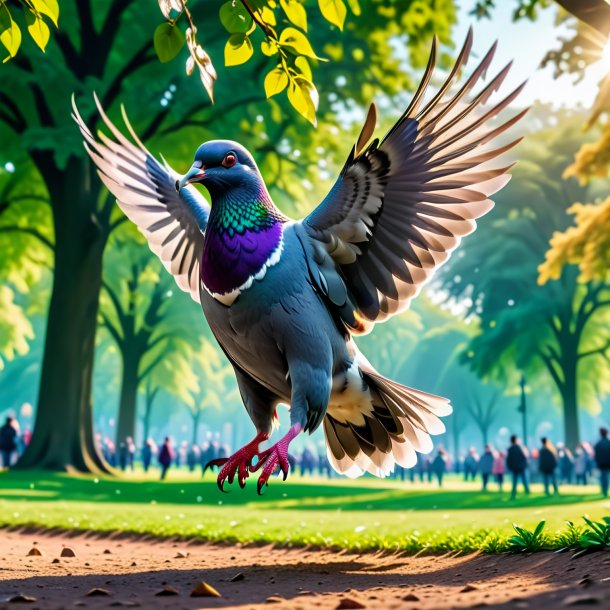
[318,0,346,30]
[0,10,21,62]
[287,75,318,126]
[30,0,59,27]
[224,33,253,66]
[25,9,50,52]
[153,23,184,63]
[279,0,307,31]
[279,27,323,60]
[264,66,288,98]
[219,1,253,34]
[532,520,546,538]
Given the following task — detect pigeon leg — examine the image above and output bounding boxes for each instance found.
[210,431,270,491]
[252,423,303,494]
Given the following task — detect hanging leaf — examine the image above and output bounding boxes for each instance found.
[345,0,361,16]
[264,66,289,98]
[219,1,253,34]
[185,27,217,102]
[25,9,50,52]
[294,56,312,80]
[153,23,184,62]
[30,0,59,27]
[259,4,277,25]
[287,76,318,126]
[224,33,253,66]
[279,27,324,60]
[0,10,22,63]
[261,39,278,56]
[279,0,307,31]
[319,0,347,30]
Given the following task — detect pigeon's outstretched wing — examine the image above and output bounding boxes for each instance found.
[72,95,210,303]
[301,30,526,334]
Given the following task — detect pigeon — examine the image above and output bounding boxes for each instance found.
[73,30,525,492]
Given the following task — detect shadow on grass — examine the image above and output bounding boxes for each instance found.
[0,471,602,512]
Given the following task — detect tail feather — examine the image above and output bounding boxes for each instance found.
[323,369,451,478]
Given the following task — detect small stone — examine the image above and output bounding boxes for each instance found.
[103,549,112,554]
[51,558,60,564]
[230,573,245,582]
[563,595,601,606]
[155,585,179,596]
[265,596,284,603]
[191,581,221,598]
[297,591,318,597]
[61,547,76,557]
[403,593,420,602]
[174,551,188,558]
[85,587,112,597]
[7,593,37,603]
[26,548,42,557]
[336,599,366,609]
[579,578,595,588]
[461,584,478,593]
[130,562,137,567]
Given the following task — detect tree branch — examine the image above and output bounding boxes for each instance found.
[578,339,610,360]
[101,280,130,334]
[539,349,565,392]
[138,350,166,383]
[0,225,54,250]
[100,311,124,347]
[0,92,27,132]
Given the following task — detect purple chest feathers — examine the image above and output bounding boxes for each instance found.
[201,220,283,306]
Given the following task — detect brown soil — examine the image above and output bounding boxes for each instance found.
[1,529,609,609]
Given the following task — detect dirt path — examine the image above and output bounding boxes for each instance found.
[0,529,609,609]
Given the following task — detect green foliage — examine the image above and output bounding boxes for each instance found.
[579,516,610,550]
[153,22,185,63]
[0,0,58,60]
[508,520,548,552]
[0,286,33,371]
[470,0,550,21]
[554,520,584,550]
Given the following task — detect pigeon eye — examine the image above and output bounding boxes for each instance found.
[222,152,237,168]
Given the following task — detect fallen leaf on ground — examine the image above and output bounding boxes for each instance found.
[191,580,221,598]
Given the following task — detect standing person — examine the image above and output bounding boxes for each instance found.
[594,428,610,497]
[507,435,530,499]
[0,416,18,469]
[463,447,479,482]
[574,445,588,485]
[558,444,574,484]
[187,444,200,472]
[538,437,559,496]
[478,444,495,491]
[493,450,506,492]
[432,448,447,487]
[142,438,156,472]
[158,437,175,480]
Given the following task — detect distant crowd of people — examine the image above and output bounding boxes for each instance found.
[99,434,335,481]
[408,429,610,499]
[3,414,610,498]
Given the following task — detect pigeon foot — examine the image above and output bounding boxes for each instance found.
[209,431,269,491]
[252,424,303,494]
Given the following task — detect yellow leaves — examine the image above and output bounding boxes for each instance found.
[538,198,610,285]
[564,122,610,185]
[279,0,307,31]
[25,10,50,52]
[0,5,21,62]
[224,33,253,66]
[30,0,59,27]
[319,0,347,30]
[287,75,318,126]
[279,27,323,60]
[264,66,288,98]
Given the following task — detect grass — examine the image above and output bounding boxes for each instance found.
[0,469,609,554]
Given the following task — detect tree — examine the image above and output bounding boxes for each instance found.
[465,387,501,446]
[441,115,610,449]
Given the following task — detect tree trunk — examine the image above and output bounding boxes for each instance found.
[192,410,201,446]
[116,350,140,446]
[562,359,580,450]
[17,156,110,473]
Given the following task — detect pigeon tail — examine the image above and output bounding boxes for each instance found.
[323,363,451,478]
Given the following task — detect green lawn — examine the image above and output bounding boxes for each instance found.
[0,469,608,553]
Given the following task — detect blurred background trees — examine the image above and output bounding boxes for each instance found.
[1,0,610,473]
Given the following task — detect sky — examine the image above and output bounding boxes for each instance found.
[454,1,605,109]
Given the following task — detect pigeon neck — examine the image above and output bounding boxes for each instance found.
[201,188,285,304]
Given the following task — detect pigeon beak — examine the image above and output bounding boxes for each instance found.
[176,165,205,191]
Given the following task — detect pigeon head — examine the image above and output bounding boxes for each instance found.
[178,140,263,201]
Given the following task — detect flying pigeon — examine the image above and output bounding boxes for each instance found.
[74,30,525,492]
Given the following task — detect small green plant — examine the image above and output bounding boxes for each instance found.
[508,520,547,553]
[555,520,584,550]
[578,516,610,550]
[481,531,508,554]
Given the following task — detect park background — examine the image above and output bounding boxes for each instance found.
[1,0,610,552]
